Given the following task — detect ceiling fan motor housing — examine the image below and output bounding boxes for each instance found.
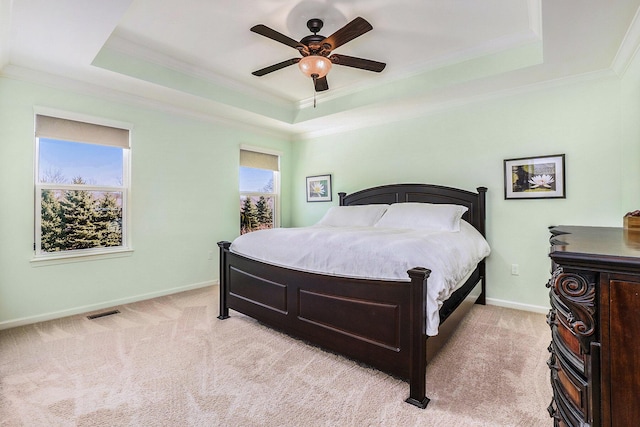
[300,19,328,54]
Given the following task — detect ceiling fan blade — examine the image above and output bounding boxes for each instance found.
[314,76,329,92]
[329,54,386,72]
[252,58,300,76]
[322,17,373,51]
[251,24,308,53]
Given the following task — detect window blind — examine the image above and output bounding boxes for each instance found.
[240,149,279,171]
[35,114,129,148]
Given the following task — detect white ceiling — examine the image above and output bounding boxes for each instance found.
[1,0,640,139]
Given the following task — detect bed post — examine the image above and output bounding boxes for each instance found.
[476,186,488,305]
[217,241,231,320]
[476,186,487,238]
[405,267,431,409]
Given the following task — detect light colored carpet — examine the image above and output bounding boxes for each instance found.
[0,286,551,426]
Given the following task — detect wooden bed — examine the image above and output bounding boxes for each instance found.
[217,183,487,408]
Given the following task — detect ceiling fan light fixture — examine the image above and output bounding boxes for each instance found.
[298,55,332,79]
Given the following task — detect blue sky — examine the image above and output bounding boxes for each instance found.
[39,138,123,186]
[40,138,273,192]
[239,167,273,192]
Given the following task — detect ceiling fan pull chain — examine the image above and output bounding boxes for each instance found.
[312,74,318,108]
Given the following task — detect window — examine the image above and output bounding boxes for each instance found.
[34,112,131,258]
[239,148,280,234]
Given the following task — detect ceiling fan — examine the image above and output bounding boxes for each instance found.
[250,17,386,93]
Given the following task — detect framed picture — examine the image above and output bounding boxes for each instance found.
[504,154,565,199]
[306,174,332,202]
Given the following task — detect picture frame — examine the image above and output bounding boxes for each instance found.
[306,174,332,202]
[504,154,565,199]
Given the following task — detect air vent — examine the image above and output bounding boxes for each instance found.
[87,309,120,320]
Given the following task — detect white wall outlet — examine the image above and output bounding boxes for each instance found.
[208,250,213,260]
[511,264,519,276]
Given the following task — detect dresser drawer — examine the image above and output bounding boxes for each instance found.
[549,340,589,424]
[553,321,585,375]
[551,380,585,427]
[548,301,586,375]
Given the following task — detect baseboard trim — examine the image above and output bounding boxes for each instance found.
[486,297,548,314]
[1,287,546,330]
[0,281,217,330]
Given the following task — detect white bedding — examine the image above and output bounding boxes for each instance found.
[230,220,490,336]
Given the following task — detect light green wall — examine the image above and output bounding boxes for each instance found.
[621,56,640,210]
[0,77,292,327]
[291,74,639,311]
[2,53,639,326]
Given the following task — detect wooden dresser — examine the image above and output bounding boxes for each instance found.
[547,226,640,426]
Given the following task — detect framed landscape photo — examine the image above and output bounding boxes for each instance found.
[504,154,565,199]
[306,174,332,202]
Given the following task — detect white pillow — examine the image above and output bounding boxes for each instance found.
[316,204,389,227]
[374,202,468,232]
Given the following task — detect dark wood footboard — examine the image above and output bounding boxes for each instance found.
[218,241,436,407]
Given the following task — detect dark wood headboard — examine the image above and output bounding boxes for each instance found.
[338,184,487,237]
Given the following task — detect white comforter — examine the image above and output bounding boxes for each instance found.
[230,221,490,335]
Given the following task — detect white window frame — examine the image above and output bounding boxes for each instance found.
[32,107,132,262]
[239,145,281,230]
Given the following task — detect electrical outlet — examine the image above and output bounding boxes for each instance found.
[511,264,519,276]
[208,250,213,260]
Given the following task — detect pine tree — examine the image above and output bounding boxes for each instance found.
[255,196,273,228]
[95,192,122,247]
[240,197,259,234]
[40,189,65,252]
[59,177,100,250]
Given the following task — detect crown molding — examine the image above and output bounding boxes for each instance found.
[0,59,621,144]
[3,41,549,144]
[296,29,542,111]
[293,68,616,141]
[1,64,294,141]
[104,34,294,110]
[611,5,640,76]
[527,0,542,38]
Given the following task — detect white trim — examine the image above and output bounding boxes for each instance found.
[611,5,640,76]
[486,297,548,314]
[30,248,134,266]
[2,65,294,141]
[527,0,542,38]
[3,48,624,143]
[296,31,542,110]
[39,183,125,192]
[294,68,617,141]
[0,281,217,330]
[104,34,294,108]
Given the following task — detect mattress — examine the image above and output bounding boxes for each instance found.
[230,220,490,335]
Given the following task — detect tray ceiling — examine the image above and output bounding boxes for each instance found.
[1,0,639,138]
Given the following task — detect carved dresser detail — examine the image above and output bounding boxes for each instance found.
[547,226,640,426]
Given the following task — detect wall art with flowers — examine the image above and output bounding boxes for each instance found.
[504,154,565,199]
[306,174,332,202]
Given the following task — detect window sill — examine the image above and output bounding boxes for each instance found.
[30,248,134,267]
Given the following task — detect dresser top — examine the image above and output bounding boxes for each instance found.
[550,225,640,272]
